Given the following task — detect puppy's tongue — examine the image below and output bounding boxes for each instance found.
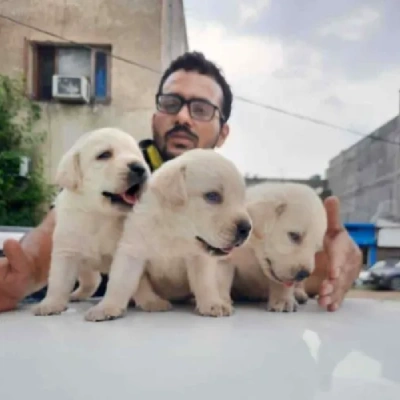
[121,192,137,205]
[284,281,294,288]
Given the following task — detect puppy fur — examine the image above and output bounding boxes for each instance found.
[33,127,150,317]
[224,182,327,312]
[84,148,253,322]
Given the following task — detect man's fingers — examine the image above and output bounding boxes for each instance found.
[326,233,350,279]
[319,280,334,296]
[2,239,32,277]
[318,277,338,308]
[324,196,344,235]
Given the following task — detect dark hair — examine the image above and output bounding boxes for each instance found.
[157,51,233,122]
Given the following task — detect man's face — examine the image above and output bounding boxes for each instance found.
[152,70,230,161]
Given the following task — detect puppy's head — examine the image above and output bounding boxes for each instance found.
[149,149,252,257]
[56,127,150,214]
[246,182,327,286]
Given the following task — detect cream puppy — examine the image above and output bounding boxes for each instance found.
[33,127,149,316]
[227,182,327,312]
[84,148,252,322]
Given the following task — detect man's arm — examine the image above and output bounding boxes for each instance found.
[304,197,362,311]
[0,209,56,312]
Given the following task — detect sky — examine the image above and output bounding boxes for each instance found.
[183,0,400,179]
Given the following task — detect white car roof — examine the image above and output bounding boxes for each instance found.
[0,298,399,399]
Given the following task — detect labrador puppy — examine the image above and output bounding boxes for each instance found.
[226,182,327,312]
[84,148,252,322]
[33,127,149,316]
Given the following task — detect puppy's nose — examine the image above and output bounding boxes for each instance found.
[234,220,252,244]
[128,162,146,177]
[294,269,310,282]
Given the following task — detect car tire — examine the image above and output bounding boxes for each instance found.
[389,277,400,291]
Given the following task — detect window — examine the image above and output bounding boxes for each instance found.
[31,43,111,103]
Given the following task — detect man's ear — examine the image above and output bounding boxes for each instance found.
[150,164,187,208]
[55,147,83,191]
[246,200,287,240]
[216,123,230,148]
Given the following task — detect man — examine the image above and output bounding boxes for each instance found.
[0,51,362,313]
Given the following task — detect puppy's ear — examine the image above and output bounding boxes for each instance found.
[55,147,83,191]
[247,200,287,240]
[246,200,269,240]
[151,164,187,207]
[275,202,287,216]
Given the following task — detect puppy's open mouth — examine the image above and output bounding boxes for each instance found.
[265,258,294,288]
[102,183,143,207]
[195,236,234,257]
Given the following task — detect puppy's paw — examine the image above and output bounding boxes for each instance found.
[84,303,126,322]
[267,296,298,313]
[32,300,67,316]
[137,298,173,312]
[196,300,234,317]
[294,287,309,305]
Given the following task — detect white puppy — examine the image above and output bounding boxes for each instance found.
[84,148,252,322]
[33,127,150,316]
[225,182,327,312]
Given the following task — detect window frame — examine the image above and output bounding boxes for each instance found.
[27,41,112,104]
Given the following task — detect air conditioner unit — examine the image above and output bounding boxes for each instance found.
[52,75,90,103]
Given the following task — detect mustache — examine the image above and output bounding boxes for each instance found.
[165,125,198,142]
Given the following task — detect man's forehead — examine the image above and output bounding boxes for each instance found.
[162,70,223,103]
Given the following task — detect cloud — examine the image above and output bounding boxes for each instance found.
[186,17,400,178]
[189,21,284,81]
[318,6,381,41]
[238,0,271,26]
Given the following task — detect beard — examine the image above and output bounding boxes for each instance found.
[152,123,200,161]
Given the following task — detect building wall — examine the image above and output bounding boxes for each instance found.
[161,0,189,70]
[0,0,188,182]
[377,247,400,261]
[326,116,400,223]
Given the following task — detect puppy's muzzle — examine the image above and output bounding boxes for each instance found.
[233,219,252,246]
[294,269,310,282]
[102,162,148,207]
[127,162,147,185]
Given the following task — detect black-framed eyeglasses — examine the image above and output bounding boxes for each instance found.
[155,93,225,122]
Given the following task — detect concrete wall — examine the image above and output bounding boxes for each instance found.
[326,116,400,223]
[161,0,189,70]
[0,0,188,182]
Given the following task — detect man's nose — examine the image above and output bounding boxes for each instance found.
[175,104,192,125]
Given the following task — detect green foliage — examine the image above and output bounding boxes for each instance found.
[0,74,55,226]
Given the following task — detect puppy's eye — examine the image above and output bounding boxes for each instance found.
[288,231,302,244]
[96,150,113,160]
[203,191,223,204]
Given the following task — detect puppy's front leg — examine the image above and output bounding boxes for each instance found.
[187,256,233,317]
[70,268,102,302]
[294,281,309,305]
[84,250,145,322]
[216,260,235,306]
[267,279,298,313]
[33,253,79,316]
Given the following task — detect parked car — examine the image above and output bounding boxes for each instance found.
[359,258,400,291]
[0,226,31,256]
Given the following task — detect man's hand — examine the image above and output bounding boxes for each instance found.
[317,196,362,311]
[0,239,34,312]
